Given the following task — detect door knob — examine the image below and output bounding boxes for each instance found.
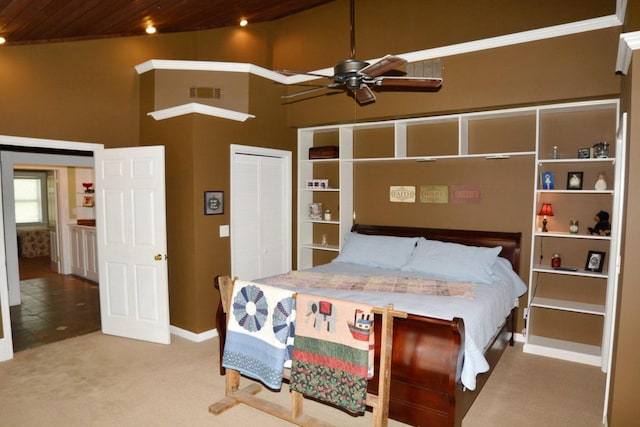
[154,254,163,261]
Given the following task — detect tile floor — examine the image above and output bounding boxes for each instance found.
[10,256,101,352]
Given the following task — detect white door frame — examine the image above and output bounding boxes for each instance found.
[230,144,292,279]
[0,135,103,362]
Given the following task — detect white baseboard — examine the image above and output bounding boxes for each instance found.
[170,325,218,343]
[0,337,14,362]
[514,332,526,343]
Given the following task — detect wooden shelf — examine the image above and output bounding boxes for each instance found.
[532,265,608,279]
[524,335,601,367]
[530,296,605,315]
[302,243,340,252]
[533,231,611,240]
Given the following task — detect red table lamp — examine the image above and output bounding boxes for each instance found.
[538,203,554,232]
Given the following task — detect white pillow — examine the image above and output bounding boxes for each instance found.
[401,238,502,284]
[332,232,418,270]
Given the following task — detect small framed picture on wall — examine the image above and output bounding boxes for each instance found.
[204,191,224,215]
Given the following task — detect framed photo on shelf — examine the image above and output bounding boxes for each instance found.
[305,179,329,189]
[541,172,554,190]
[309,202,323,220]
[204,191,224,215]
[577,148,591,159]
[585,250,606,272]
[567,171,583,190]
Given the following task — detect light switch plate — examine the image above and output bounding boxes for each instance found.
[219,225,229,237]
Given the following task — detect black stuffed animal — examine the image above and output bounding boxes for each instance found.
[588,210,611,236]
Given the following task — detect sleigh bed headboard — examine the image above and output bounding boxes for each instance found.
[350,224,522,274]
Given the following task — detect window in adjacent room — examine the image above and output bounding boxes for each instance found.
[14,171,48,225]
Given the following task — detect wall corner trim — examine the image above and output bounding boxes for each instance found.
[617,31,640,74]
[147,103,256,122]
[169,325,218,342]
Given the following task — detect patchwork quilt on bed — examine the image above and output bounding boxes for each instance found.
[265,270,475,298]
[290,293,374,414]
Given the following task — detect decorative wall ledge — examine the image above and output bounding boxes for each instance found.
[617,31,640,74]
[147,102,256,122]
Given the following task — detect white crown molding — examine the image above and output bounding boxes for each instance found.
[617,31,640,74]
[617,0,628,25]
[136,15,621,85]
[147,102,256,121]
[0,134,103,151]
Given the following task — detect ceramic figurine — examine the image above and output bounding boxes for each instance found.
[595,172,607,191]
[569,220,579,234]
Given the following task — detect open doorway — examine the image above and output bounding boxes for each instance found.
[2,154,101,352]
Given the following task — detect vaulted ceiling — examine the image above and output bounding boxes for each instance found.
[0,0,335,45]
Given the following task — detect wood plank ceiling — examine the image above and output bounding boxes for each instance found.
[0,0,335,45]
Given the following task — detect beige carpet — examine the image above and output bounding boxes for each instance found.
[0,332,605,426]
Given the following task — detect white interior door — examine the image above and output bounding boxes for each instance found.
[231,145,291,281]
[94,146,170,344]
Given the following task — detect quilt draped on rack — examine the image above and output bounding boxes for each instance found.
[222,280,296,390]
[290,293,374,414]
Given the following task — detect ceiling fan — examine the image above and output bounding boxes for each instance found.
[280,0,442,105]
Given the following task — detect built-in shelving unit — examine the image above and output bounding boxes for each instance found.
[297,107,539,268]
[523,99,624,370]
[297,101,625,369]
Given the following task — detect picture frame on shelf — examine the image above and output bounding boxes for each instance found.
[305,179,329,189]
[585,250,606,272]
[541,172,554,190]
[567,171,583,190]
[82,195,94,207]
[577,148,591,159]
[309,202,323,220]
[204,191,224,215]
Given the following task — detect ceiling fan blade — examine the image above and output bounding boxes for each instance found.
[359,55,407,78]
[372,76,443,89]
[353,85,376,105]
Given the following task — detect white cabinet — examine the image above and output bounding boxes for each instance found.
[523,99,624,369]
[69,225,98,282]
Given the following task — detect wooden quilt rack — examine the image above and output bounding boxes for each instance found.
[209,275,408,427]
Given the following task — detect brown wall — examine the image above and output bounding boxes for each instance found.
[0,23,275,147]
[140,71,294,333]
[272,0,614,73]
[285,27,621,127]
[608,51,640,425]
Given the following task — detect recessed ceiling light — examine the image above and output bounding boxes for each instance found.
[145,24,157,34]
[239,18,248,27]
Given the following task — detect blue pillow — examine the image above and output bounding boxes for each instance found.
[401,238,502,284]
[332,232,418,270]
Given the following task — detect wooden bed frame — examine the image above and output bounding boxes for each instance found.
[216,224,522,427]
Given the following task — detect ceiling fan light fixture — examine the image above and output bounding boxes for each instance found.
[239,18,248,27]
[145,24,157,35]
[0,36,5,45]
